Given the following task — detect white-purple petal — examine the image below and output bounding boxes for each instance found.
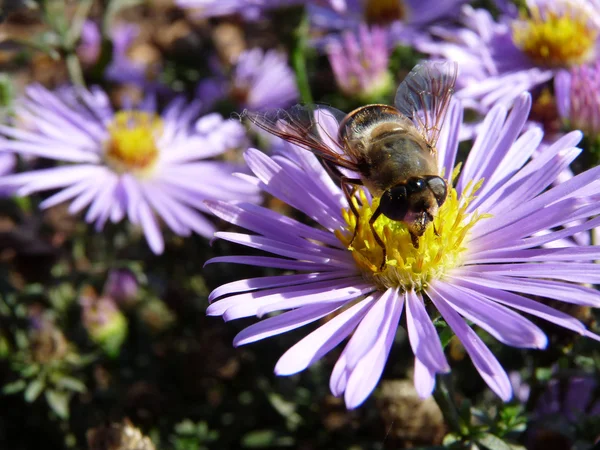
[275,296,377,376]
[405,291,450,373]
[429,284,512,401]
[344,288,403,409]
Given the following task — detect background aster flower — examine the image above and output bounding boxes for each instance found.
[229,48,299,111]
[555,59,600,142]
[0,84,260,254]
[77,20,169,94]
[415,1,600,116]
[326,25,394,102]
[175,0,345,18]
[310,0,468,46]
[206,93,600,409]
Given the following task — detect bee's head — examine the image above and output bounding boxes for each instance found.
[380,176,448,241]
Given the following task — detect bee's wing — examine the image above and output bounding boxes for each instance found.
[394,60,458,151]
[242,104,361,171]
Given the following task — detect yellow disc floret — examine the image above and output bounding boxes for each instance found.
[104,111,163,176]
[336,176,488,293]
[512,3,598,67]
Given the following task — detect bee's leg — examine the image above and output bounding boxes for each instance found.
[321,160,364,248]
[368,206,387,271]
[341,179,362,247]
[410,232,420,249]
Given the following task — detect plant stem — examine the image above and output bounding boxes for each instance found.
[433,374,463,435]
[292,11,313,105]
[66,53,85,87]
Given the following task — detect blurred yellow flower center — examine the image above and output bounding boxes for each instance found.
[512,4,598,67]
[364,0,406,25]
[336,175,488,293]
[104,111,163,175]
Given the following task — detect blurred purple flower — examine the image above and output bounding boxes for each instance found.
[104,23,163,89]
[416,1,600,114]
[104,269,139,306]
[176,0,346,18]
[509,371,532,404]
[555,60,600,140]
[310,0,469,46]
[230,48,299,111]
[77,20,102,66]
[0,84,260,254]
[0,151,17,196]
[536,375,600,421]
[206,93,600,409]
[80,293,128,357]
[0,152,15,176]
[326,25,393,101]
[77,20,167,93]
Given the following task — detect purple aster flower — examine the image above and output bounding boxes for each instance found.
[230,48,299,111]
[104,268,139,307]
[0,152,15,176]
[77,20,167,92]
[104,24,167,92]
[0,84,260,254]
[176,0,345,18]
[326,25,393,101]
[0,150,17,196]
[555,60,600,140]
[310,0,468,45]
[536,374,600,421]
[415,1,600,115]
[80,292,128,357]
[205,92,600,409]
[77,20,102,67]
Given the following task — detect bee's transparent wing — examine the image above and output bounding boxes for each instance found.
[394,60,458,150]
[242,104,360,171]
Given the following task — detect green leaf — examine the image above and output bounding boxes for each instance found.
[477,433,526,450]
[267,392,302,430]
[436,322,455,349]
[20,363,40,378]
[103,0,145,35]
[242,430,276,448]
[535,367,553,382]
[443,433,462,447]
[2,379,26,395]
[55,376,87,393]
[45,390,70,419]
[24,379,45,402]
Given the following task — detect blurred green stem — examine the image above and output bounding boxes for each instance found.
[42,0,93,87]
[65,0,94,48]
[66,53,85,87]
[433,374,463,436]
[292,11,313,105]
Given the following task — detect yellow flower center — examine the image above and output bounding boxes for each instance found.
[336,174,488,293]
[104,111,163,176]
[512,4,598,67]
[364,0,406,25]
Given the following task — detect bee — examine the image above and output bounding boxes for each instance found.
[243,61,458,269]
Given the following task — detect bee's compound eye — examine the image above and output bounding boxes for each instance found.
[425,176,448,206]
[380,185,409,221]
[407,178,426,192]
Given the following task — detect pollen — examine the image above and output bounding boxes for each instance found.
[336,175,488,293]
[364,0,406,25]
[512,3,598,68]
[104,111,163,175]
